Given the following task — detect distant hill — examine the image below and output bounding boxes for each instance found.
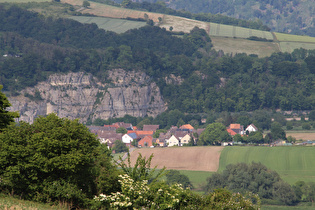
[128,0,315,37]
[61,0,315,57]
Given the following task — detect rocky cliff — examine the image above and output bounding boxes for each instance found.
[8,69,166,124]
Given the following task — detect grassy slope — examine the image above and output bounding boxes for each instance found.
[219,146,315,185]
[69,16,147,34]
[0,194,67,210]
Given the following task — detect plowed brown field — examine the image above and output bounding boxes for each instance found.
[129,146,224,172]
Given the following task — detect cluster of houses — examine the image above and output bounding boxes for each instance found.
[88,122,259,149]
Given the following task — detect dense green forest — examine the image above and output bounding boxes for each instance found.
[0,5,315,115]
[125,0,315,37]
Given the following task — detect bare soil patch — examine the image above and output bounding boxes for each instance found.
[286,133,315,140]
[129,146,224,172]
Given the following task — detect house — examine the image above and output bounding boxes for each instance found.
[135,130,154,139]
[167,126,179,135]
[167,135,180,147]
[228,124,244,135]
[245,124,258,134]
[97,131,123,147]
[226,128,237,136]
[138,136,154,147]
[221,142,233,146]
[112,122,133,130]
[155,137,166,147]
[143,125,159,132]
[174,130,189,146]
[180,134,192,145]
[179,124,194,132]
[122,133,139,146]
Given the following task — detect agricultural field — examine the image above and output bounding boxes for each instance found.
[61,0,164,22]
[211,36,280,57]
[275,32,315,43]
[159,15,208,33]
[219,146,315,185]
[178,170,213,190]
[69,16,147,33]
[286,131,315,141]
[208,22,274,40]
[129,146,224,172]
[60,0,315,56]
[279,42,315,53]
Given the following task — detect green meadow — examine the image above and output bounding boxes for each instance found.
[177,170,213,190]
[69,16,147,34]
[219,146,315,185]
[275,32,315,43]
[279,42,315,53]
[208,22,274,40]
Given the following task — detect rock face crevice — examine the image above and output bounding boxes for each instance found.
[8,70,166,124]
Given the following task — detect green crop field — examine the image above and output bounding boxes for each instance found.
[178,170,213,189]
[275,32,315,43]
[219,146,315,185]
[211,36,280,57]
[279,42,315,53]
[208,22,274,40]
[69,16,147,33]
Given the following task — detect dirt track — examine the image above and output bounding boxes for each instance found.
[129,147,224,172]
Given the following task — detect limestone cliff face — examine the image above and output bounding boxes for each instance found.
[8,70,166,124]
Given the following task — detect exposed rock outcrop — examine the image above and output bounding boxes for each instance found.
[8,70,166,124]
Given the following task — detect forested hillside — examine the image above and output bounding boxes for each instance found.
[0,5,315,115]
[127,0,315,37]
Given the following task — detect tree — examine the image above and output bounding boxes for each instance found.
[112,140,129,153]
[204,162,295,205]
[116,153,166,183]
[82,0,90,8]
[309,110,315,121]
[0,85,19,131]
[166,170,193,189]
[270,122,286,140]
[0,114,118,207]
[116,126,128,134]
[198,123,229,145]
[302,122,311,130]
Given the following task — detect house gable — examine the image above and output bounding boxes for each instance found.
[138,136,153,147]
[167,135,179,147]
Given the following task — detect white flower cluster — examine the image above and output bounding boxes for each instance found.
[94,174,188,209]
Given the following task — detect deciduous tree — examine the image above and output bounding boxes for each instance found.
[0,85,19,131]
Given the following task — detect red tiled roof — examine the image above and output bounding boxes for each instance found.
[180,124,194,130]
[136,131,154,136]
[138,136,153,147]
[227,128,237,136]
[143,125,159,131]
[229,124,241,129]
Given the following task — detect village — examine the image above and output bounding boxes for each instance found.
[87,122,260,149]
